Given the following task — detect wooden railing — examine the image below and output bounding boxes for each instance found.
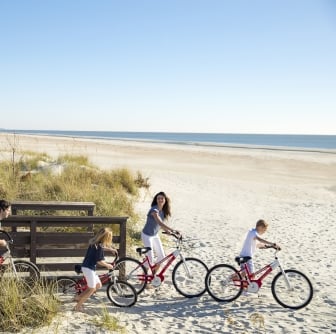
[11,200,96,216]
[2,215,128,277]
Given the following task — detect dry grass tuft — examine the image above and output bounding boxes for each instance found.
[0,276,59,332]
[250,312,266,332]
[91,304,126,333]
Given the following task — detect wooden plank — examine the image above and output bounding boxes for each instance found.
[5,216,127,224]
[37,263,78,272]
[35,247,120,257]
[36,248,87,257]
[11,200,96,214]
[9,232,120,244]
[37,263,113,274]
[13,246,121,258]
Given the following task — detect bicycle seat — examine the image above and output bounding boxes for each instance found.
[136,247,151,255]
[74,264,82,274]
[235,256,252,265]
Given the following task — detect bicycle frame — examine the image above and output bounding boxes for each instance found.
[76,272,110,288]
[141,248,182,283]
[135,235,192,286]
[238,251,289,293]
[74,256,119,292]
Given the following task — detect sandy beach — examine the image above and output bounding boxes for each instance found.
[1,133,336,334]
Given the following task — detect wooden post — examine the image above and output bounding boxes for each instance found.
[119,219,127,259]
[30,220,37,264]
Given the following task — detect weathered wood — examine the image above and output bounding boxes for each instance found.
[2,215,128,277]
[11,200,96,216]
[10,201,96,234]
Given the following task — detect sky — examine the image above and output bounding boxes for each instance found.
[0,1,335,135]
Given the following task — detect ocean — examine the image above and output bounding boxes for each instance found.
[2,129,336,151]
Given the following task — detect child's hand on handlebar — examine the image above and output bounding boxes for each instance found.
[106,263,114,270]
[262,243,281,250]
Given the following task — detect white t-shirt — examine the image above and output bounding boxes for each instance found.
[240,228,260,257]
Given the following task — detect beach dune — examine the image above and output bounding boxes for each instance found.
[1,133,335,333]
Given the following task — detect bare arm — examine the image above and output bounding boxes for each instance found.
[256,236,280,249]
[97,260,114,270]
[103,246,118,256]
[151,211,180,235]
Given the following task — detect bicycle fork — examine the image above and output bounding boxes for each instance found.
[111,277,124,295]
[274,258,292,290]
[177,252,193,278]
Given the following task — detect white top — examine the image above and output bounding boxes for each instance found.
[240,228,260,257]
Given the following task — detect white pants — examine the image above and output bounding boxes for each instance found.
[141,232,165,265]
[82,267,102,289]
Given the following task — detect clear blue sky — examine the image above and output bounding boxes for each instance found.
[1,1,335,134]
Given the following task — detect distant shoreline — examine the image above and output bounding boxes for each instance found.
[1,131,336,155]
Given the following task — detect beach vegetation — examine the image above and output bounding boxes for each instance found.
[249,312,266,333]
[91,305,126,333]
[0,275,58,332]
[0,150,149,233]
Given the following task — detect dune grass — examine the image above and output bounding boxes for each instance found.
[0,275,59,332]
[91,305,126,333]
[0,149,149,224]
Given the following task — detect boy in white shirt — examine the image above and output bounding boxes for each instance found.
[240,219,279,275]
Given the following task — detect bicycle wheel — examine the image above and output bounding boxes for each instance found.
[271,269,313,309]
[113,257,147,295]
[205,264,242,302]
[106,280,137,307]
[13,260,40,286]
[172,257,208,298]
[54,277,78,303]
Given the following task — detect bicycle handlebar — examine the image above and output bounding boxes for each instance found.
[162,231,182,240]
[264,244,281,251]
[0,229,14,244]
[110,253,119,265]
[103,248,119,264]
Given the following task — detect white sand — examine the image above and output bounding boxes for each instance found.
[1,133,335,333]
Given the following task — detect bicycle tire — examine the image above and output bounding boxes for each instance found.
[172,257,208,298]
[55,277,78,303]
[13,260,40,286]
[205,264,243,302]
[106,280,137,307]
[113,257,148,295]
[271,269,313,309]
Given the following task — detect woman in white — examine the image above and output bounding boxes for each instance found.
[141,192,180,270]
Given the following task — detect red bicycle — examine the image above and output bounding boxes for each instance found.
[205,245,313,309]
[55,255,137,307]
[113,232,208,297]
